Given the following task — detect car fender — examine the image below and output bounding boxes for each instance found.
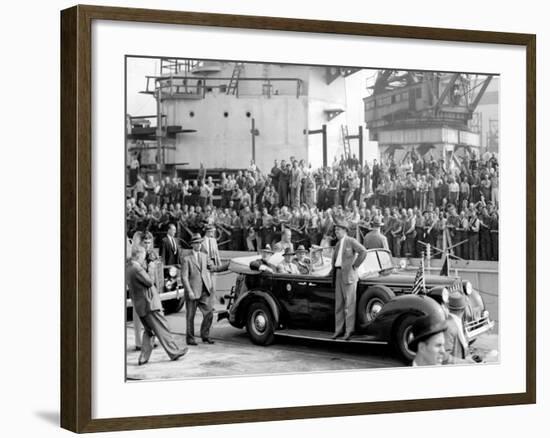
[365,294,443,341]
[229,289,280,329]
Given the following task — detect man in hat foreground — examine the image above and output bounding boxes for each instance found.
[250,245,277,273]
[127,246,188,365]
[277,248,300,274]
[363,216,389,250]
[444,291,478,364]
[293,245,312,274]
[409,311,448,366]
[331,221,367,340]
[180,233,226,345]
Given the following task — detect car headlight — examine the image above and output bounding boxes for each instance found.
[442,288,450,304]
[399,259,407,269]
[464,281,473,295]
[168,266,177,278]
[483,310,489,318]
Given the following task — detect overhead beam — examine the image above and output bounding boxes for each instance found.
[434,73,460,110]
[469,75,494,111]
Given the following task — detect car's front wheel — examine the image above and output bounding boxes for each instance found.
[162,297,185,314]
[246,301,275,346]
[393,314,418,363]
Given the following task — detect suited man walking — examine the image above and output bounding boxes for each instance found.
[160,223,179,266]
[331,221,367,340]
[180,233,224,345]
[126,246,188,365]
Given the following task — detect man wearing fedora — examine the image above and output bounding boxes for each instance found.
[180,233,225,345]
[409,311,448,366]
[277,248,300,274]
[293,245,312,274]
[249,245,277,273]
[331,221,367,340]
[363,216,389,250]
[444,291,477,364]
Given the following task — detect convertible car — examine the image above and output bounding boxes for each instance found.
[219,248,494,362]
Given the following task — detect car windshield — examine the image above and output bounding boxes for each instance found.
[357,250,394,278]
[377,250,393,270]
[357,251,380,277]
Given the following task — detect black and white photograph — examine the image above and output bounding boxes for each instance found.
[125,57,500,380]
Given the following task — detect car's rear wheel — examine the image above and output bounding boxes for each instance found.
[246,301,275,346]
[357,285,395,327]
[393,314,419,363]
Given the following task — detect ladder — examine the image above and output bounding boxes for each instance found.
[341,125,351,159]
[227,63,244,95]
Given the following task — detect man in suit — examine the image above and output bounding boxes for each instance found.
[277,248,300,274]
[160,223,179,266]
[249,245,277,273]
[293,245,312,274]
[126,246,188,365]
[331,221,367,340]
[363,216,389,250]
[443,292,477,364]
[180,233,225,345]
[408,311,448,367]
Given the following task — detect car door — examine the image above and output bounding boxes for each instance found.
[273,274,311,328]
[306,277,334,331]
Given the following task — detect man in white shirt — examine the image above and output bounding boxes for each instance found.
[331,221,367,340]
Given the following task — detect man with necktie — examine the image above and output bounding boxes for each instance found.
[160,223,179,266]
[331,221,367,340]
[180,233,225,345]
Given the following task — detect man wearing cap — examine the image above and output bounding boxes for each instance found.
[444,291,477,364]
[331,221,367,340]
[249,245,277,273]
[180,233,225,345]
[293,245,312,274]
[363,216,389,250]
[277,248,300,274]
[409,311,448,366]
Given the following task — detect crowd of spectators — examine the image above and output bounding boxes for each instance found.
[126,149,499,261]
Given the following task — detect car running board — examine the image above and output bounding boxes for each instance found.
[275,328,388,345]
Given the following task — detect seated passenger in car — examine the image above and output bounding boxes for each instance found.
[293,245,312,274]
[249,245,276,273]
[277,248,300,274]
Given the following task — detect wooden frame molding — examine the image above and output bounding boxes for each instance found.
[60,4,536,433]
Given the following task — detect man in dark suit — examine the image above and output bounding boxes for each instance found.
[331,221,367,340]
[160,223,179,266]
[126,246,188,365]
[180,233,225,345]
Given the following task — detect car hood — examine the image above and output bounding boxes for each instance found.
[361,270,459,287]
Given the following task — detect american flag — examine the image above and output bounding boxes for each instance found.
[411,257,426,295]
